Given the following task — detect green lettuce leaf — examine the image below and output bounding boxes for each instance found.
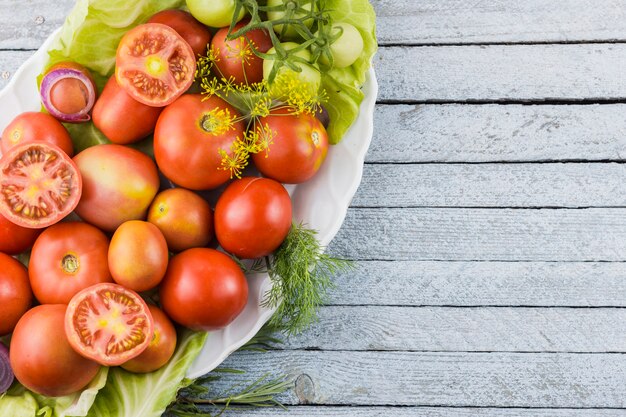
[86,330,207,417]
[0,367,109,417]
[322,0,377,143]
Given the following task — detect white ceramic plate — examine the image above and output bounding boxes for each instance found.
[0,28,378,379]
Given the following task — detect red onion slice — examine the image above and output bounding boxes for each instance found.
[40,66,97,123]
[0,342,13,393]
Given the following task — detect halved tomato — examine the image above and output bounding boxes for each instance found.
[65,283,154,366]
[116,23,196,107]
[0,142,82,229]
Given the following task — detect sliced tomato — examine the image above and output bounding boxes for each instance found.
[0,142,82,229]
[116,23,196,107]
[65,283,154,366]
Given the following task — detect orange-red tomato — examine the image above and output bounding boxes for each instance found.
[92,76,163,145]
[73,144,160,232]
[29,222,112,304]
[147,188,214,252]
[148,9,212,57]
[116,23,196,107]
[215,177,292,259]
[211,20,273,85]
[154,94,244,190]
[0,253,32,336]
[1,111,74,156]
[65,283,154,366]
[159,248,248,330]
[10,304,101,397]
[121,305,177,373]
[0,142,82,229]
[252,108,329,184]
[0,212,40,255]
[108,221,169,292]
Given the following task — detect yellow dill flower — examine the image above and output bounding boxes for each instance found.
[250,96,273,119]
[269,72,322,115]
[199,107,236,136]
[225,39,254,66]
[253,123,275,157]
[218,147,249,179]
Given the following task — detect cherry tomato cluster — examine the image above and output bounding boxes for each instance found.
[0,7,332,398]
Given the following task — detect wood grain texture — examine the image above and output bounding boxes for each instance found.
[329,208,626,261]
[330,261,626,307]
[241,407,626,417]
[0,0,71,50]
[283,306,626,352]
[376,45,626,102]
[355,163,626,208]
[216,350,626,407]
[374,0,626,45]
[369,104,626,163]
[0,51,32,90]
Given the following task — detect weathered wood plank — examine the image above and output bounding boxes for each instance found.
[373,0,626,45]
[329,208,626,261]
[330,261,626,307]
[0,0,71,50]
[369,104,626,163]
[242,406,626,417]
[0,51,32,90]
[283,306,626,352]
[216,351,626,407]
[355,163,626,208]
[376,45,626,102]
[6,0,626,49]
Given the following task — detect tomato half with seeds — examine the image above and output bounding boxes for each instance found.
[0,142,82,229]
[65,283,154,366]
[29,221,112,304]
[1,111,74,156]
[154,94,245,190]
[116,23,196,107]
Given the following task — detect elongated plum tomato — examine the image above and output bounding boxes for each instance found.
[1,111,74,156]
[0,142,82,229]
[65,283,154,366]
[0,253,32,336]
[11,304,100,397]
[29,222,112,304]
[108,221,169,292]
[154,94,244,190]
[92,76,163,145]
[211,20,273,85]
[73,144,160,232]
[215,177,292,259]
[147,188,214,252]
[121,305,177,373]
[0,212,40,255]
[160,248,248,330]
[40,61,97,123]
[252,107,328,184]
[116,23,196,107]
[148,9,212,57]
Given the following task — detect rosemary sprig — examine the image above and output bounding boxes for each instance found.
[263,222,354,336]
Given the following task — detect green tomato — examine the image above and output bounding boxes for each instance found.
[263,42,321,96]
[186,0,245,28]
[267,0,315,39]
[319,22,364,68]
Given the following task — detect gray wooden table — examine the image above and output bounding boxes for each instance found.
[4,1,626,415]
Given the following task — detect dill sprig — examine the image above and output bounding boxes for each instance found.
[263,223,354,336]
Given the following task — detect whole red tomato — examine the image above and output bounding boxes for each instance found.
[29,222,112,304]
[252,108,329,184]
[159,248,248,330]
[108,220,169,292]
[0,213,40,255]
[73,144,160,231]
[121,304,177,373]
[10,304,101,397]
[93,76,163,145]
[148,9,212,57]
[211,20,273,85]
[1,111,74,156]
[147,188,214,252]
[0,253,32,336]
[215,177,292,259]
[154,94,245,190]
